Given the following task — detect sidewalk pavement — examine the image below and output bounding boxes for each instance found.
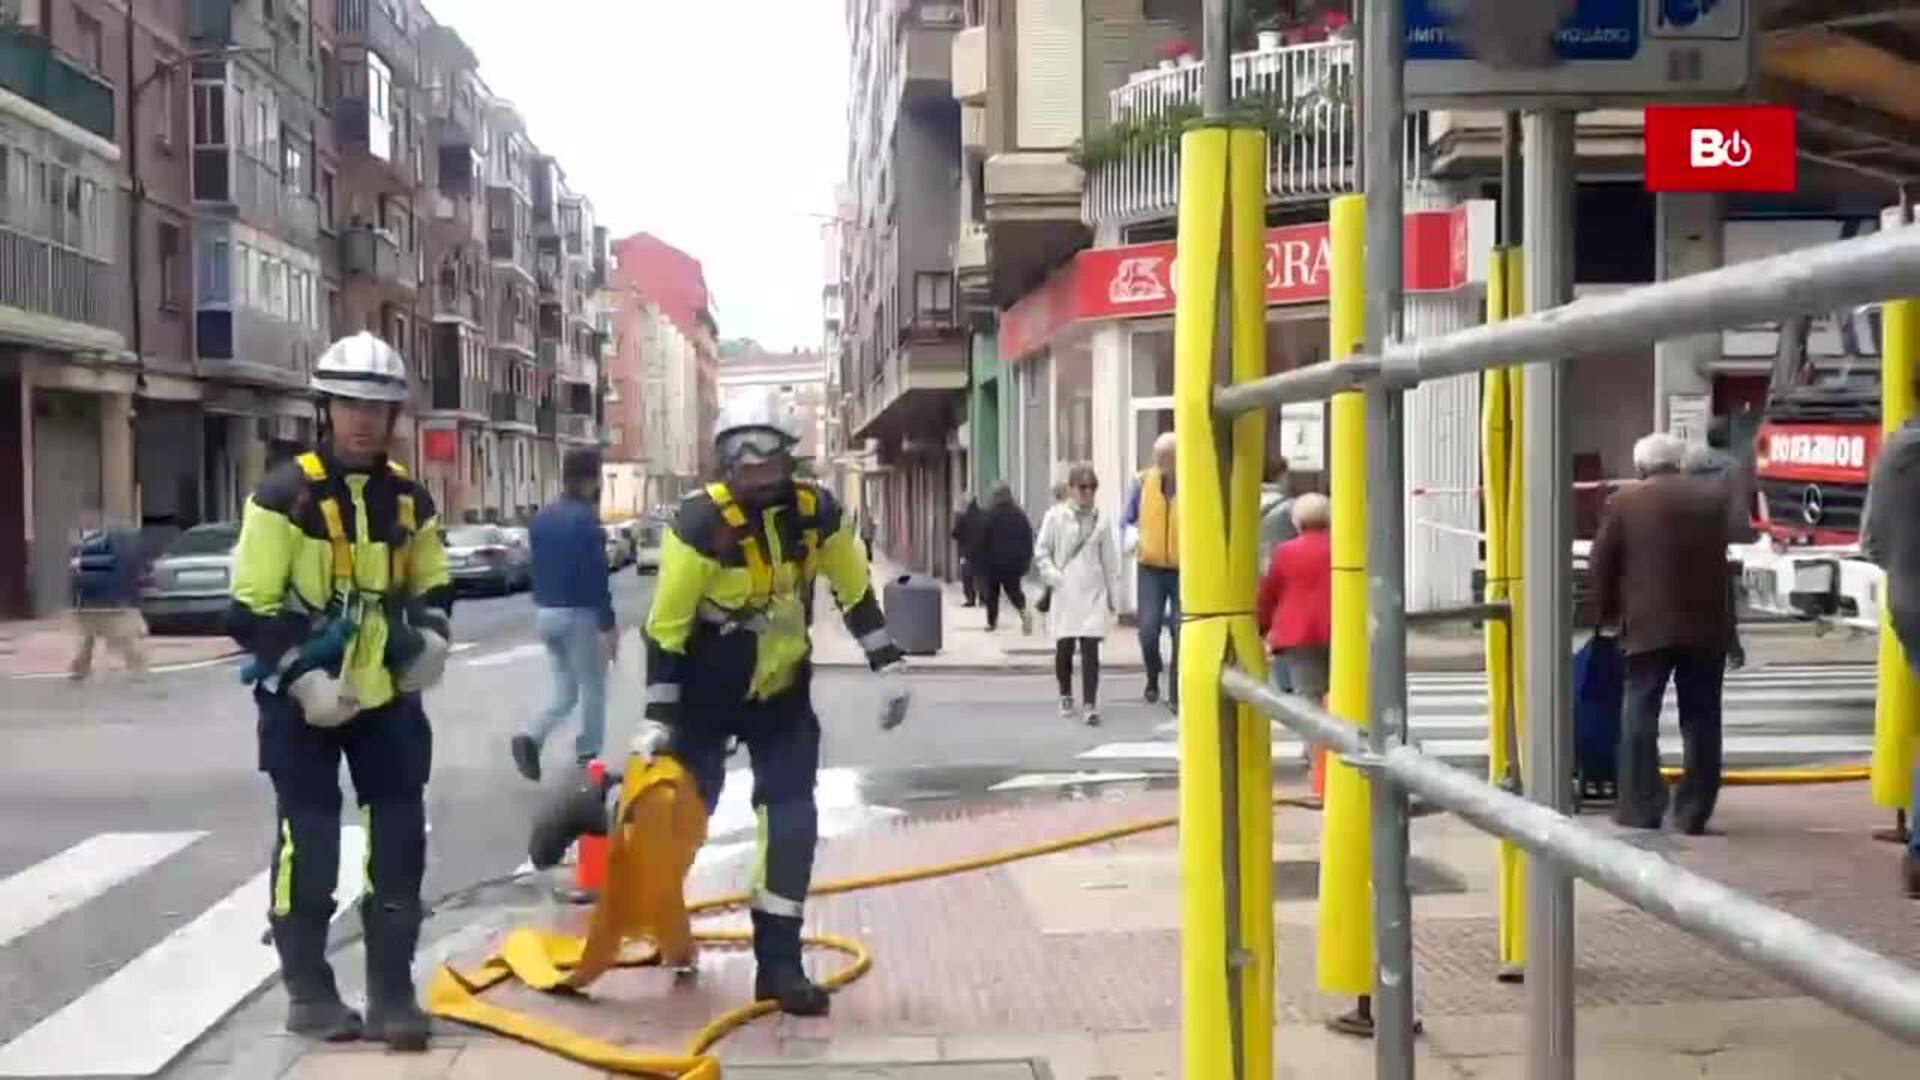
[814,559,1880,674]
[192,779,1919,1079]
[0,613,238,678]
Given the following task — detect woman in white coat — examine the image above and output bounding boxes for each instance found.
[1034,463,1123,725]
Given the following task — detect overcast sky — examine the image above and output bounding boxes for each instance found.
[426,0,847,350]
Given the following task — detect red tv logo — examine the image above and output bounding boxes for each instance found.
[1645,105,1797,193]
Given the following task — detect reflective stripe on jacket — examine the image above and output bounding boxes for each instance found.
[644,481,896,707]
[227,449,453,712]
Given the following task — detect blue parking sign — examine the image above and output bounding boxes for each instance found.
[1404,0,1641,63]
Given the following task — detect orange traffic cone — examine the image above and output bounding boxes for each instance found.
[1310,745,1328,800]
[575,759,610,893]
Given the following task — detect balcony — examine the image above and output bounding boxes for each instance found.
[433,276,481,325]
[0,223,124,342]
[491,391,535,432]
[493,310,534,357]
[195,307,320,389]
[1081,39,1432,229]
[337,0,416,84]
[334,96,414,191]
[430,189,482,248]
[196,151,320,242]
[954,222,989,313]
[536,403,556,437]
[848,327,968,442]
[341,226,416,291]
[0,24,114,143]
[904,4,959,97]
[557,412,596,444]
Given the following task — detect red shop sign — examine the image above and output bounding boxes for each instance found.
[421,429,458,463]
[1002,205,1478,363]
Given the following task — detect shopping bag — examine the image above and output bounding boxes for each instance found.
[1572,633,1625,802]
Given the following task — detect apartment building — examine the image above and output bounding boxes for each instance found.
[610,231,718,504]
[841,0,968,578]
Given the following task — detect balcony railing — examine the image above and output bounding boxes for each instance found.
[0,24,114,141]
[0,224,121,333]
[341,226,416,289]
[490,391,534,428]
[338,0,415,81]
[558,412,595,442]
[494,311,534,354]
[1081,39,1420,226]
[434,278,480,323]
[334,98,412,184]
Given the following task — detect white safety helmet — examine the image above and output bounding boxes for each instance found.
[714,396,800,466]
[311,331,410,403]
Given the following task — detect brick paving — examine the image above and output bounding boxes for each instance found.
[220,779,1919,1078]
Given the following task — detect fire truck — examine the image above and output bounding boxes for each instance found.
[1734,300,1889,630]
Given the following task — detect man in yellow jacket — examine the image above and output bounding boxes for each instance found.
[227,333,452,1052]
[1123,432,1181,707]
[640,398,910,1016]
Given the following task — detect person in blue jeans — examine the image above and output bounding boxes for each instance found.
[1123,434,1181,708]
[511,447,618,782]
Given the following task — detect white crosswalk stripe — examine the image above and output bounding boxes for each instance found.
[1057,664,1879,784]
[0,826,366,1078]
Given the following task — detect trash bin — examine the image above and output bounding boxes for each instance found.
[883,574,943,655]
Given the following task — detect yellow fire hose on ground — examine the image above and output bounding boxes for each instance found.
[423,753,1873,1078]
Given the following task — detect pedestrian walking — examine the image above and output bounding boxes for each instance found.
[1258,458,1299,693]
[226,332,453,1050]
[1683,416,1752,669]
[979,484,1036,634]
[951,493,986,608]
[1860,415,1920,896]
[1591,432,1735,836]
[511,447,618,783]
[1256,493,1332,700]
[1034,464,1121,725]
[858,507,877,562]
[1123,432,1181,707]
[67,508,148,680]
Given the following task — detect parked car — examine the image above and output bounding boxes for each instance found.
[139,522,241,635]
[444,524,529,595]
[498,526,534,591]
[633,519,663,575]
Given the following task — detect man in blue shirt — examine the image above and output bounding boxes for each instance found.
[512,448,618,782]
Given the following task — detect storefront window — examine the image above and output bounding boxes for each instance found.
[1131,327,1174,397]
[1055,339,1093,468]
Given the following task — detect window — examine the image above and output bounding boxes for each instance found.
[319,46,338,106]
[318,167,336,230]
[197,236,230,303]
[283,132,308,196]
[153,57,178,147]
[158,222,181,308]
[192,81,226,146]
[75,12,103,73]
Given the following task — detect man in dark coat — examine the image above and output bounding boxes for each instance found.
[978,484,1035,634]
[1591,432,1735,835]
[951,493,987,607]
[1861,416,1920,897]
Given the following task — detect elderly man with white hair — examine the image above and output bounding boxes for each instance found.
[1123,431,1182,708]
[1590,431,1737,835]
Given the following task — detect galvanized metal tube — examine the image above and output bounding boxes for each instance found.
[1219,667,1920,1046]
[1359,0,1415,1074]
[1404,601,1511,626]
[1203,0,1231,118]
[1521,108,1577,1080]
[1395,225,1920,386]
[1212,358,1384,417]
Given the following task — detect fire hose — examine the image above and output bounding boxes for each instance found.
[422,754,1870,1078]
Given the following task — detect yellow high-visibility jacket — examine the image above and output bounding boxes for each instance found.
[644,481,898,709]
[228,449,453,713]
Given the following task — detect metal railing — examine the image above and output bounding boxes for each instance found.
[1174,2,1920,1078]
[1083,38,1425,227]
[0,224,121,333]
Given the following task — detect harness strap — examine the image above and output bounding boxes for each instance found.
[298,453,354,589]
[706,482,773,605]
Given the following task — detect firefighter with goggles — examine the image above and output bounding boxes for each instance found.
[226,331,454,1052]
[543,398,910,1016]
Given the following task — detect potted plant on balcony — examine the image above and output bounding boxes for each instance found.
[1157,37,1196,70]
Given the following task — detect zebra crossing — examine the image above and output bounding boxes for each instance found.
[0,763,905,1079]
[1068,663,1880,776]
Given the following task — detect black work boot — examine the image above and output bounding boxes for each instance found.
[271,915,363,1041]
[362,900,430,1052]
[751,910,830,1017]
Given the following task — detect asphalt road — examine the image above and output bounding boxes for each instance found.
[0,566,1878,1077]
[0,569,1178,1078]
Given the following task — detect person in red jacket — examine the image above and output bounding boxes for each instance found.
[1256,493,1333,700]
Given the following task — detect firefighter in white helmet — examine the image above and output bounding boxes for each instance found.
[636,395,909,1014]
[226,331,453,1051]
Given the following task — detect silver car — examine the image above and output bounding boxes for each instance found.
[139,522,241,634]
[444,524,529,595]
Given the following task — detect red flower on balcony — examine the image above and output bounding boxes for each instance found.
[1157,37,1197,62]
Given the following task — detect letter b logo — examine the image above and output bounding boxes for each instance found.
[1689,127,1752,168]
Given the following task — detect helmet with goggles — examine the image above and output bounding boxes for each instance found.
[714,397,801,467]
